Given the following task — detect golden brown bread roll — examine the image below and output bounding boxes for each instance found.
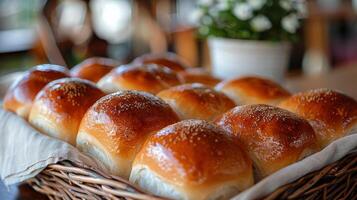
[70,57,118,83]
[29,78,105,145]
[215,104,317,178]
[97,64,182,94]
[3,64,69,119]
[279,88,357,148]
[178,68,221,87]
[130,119,253,200]
[157,83,235,121]
[76,91,179,178]
[215,76,291,105]
[133,52,187,72]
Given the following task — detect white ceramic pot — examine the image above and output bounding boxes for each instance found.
[208,37,291,81]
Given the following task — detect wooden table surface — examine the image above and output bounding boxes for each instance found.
[286,65,357,99]
[0,65,356,199]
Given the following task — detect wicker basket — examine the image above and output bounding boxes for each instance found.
[27,149,357,200]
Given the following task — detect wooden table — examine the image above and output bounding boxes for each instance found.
[286,65,357,99]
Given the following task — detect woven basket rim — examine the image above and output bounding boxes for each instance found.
[27,149,357,200]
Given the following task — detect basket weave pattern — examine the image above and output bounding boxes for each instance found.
[27,150,357,200]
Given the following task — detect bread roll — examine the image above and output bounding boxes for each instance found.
[178,68,221,87]
[279,88,357,148]
[157,83,235,121]
[215,104,317,178]
[97,64,182,94]
[130,120,253,200]
[215,76,291,105]
[70,57,118,83]
[3,64,69,119]
[29,78,105,145]
[76,91,179,178]
[133,52,187,72]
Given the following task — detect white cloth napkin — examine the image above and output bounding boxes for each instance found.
[0,109,106,185]
[233,134,357,199]
[0,72,356,199]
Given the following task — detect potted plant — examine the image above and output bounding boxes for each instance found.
[192,0,307,81]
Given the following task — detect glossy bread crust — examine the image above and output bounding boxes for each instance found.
[77,90,179,178]
[3,64,69,118]
[215,104,317,178]
[29,78,105,145]
[178,68,221,87]
[215,76,291,105]
[157,83,235,121]
[70,57,118,83]
[133,53,187,72]
[279,88,357,148]
[131,119,253,200]
[97,64,182,94]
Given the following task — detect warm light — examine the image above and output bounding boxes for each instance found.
[57,0,87,35]
[90,0,132,43]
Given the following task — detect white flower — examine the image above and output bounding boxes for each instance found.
[282,14,299,33]
[198,0,214,6]
[279,0,292,10]
[233,3,253,20]
[249,0,266,10]
[216,2,230,11]
[250,15,272,32]
[294,0,308,18]
[209,7,219,17]
[209,2,230,16]
[190,9,204,24]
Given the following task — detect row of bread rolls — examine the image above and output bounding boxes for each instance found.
[3,64,69,118]
[2,53,357,200]
[2,53,217,119]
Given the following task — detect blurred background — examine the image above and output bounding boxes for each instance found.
[0,1,357,198]
[1,0,357,78]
